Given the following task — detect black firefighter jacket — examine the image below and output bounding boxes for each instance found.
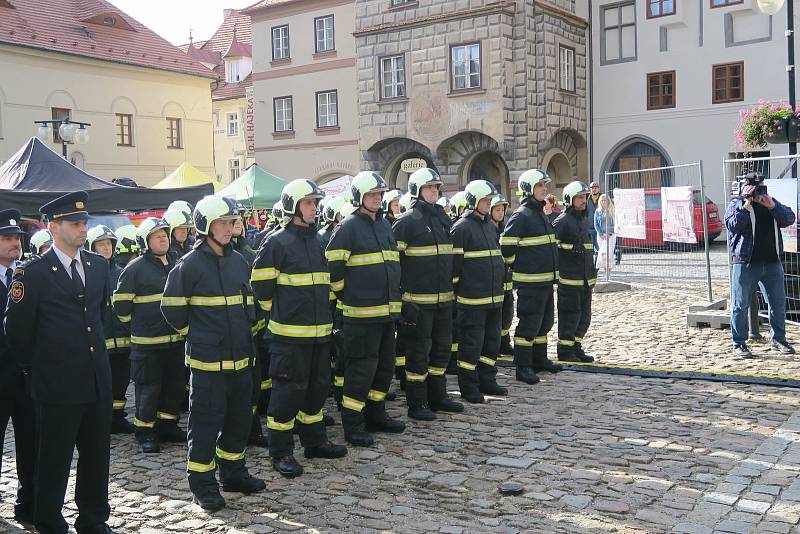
[552,208,598,287]
[106,258,131,352]
[161,240,256,373]
[113,252,182,350]
[252,222,333,344]
[325,211,402,323]
[392,200,454,308]
[500,198,559,290]
[451,211,505,309]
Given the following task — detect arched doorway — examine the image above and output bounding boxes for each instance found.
[384,151,437,191]
[542,149,573,199]
[602,137,673,191]
[463,150,510,200]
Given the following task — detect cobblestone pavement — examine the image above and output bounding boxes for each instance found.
[4,282,800,533]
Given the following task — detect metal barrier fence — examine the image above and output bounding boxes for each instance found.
[721,154,800,325]
[601,162,717,302]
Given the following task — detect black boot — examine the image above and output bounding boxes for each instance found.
[408,403,437,421]
[111,411,134,434]
[499,334,514,357]
[385,390,397,401]
[324,414,336,426]
[366,414,406,434]
[272,455,304,478]
[136,432,160,454]
[345,430,374,447]
[479,381,508,396]
[248,414,269,448]
[575,343,594,363]
[533,358,563,373]
[156,421,187,443]
[557,351,581,363]
[515,367,540,385]
[192,487,225,512]
[304,441,348,459]
[341,411,375,447]
[222,474,267,493]
[430,396,464,413]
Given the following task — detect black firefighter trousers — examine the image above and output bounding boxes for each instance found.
[109,348,131,418]
[513,286,555,369]
[404,305,452,408]
[130,345,185,435]
[187,369,252,496]
[456,305,501,395]
[267,340,330,458]
[340,320,395,434]
[557,282,593,357]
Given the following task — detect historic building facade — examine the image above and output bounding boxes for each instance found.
[355,0,589,200]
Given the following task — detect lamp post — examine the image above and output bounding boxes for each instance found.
[757,0,796,173]
[34,118,91,159]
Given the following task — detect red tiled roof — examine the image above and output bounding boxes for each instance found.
[200,9,251,55]
[223,31,251,58]
[213,73,251,101]
[187,41,221,66]
[242,0,298,14]
[178,40,207,53]
[0,0,216,78]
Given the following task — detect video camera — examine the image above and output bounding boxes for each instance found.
[735,171,768,198]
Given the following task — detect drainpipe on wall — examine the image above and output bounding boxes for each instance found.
[587,0,594,181]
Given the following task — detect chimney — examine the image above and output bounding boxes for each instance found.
[223,8,234,19]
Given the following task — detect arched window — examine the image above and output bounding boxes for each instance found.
[609,141,671,190]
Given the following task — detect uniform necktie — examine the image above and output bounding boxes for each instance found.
[71,259,85,299]
[5,267,11,288]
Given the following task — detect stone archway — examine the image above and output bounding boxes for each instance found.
[436,131,510,198]
[363,137,437,188]
[542,149,572,198]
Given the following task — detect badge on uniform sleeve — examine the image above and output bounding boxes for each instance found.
[10,280,24,303]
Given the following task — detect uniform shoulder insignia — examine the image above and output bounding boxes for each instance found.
[9,280,24,303]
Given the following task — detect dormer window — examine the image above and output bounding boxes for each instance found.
[103,15,116,26]
[227,60,241,83]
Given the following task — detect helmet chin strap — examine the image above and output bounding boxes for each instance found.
[207,231,227,249]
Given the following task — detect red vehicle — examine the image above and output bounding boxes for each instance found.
[620,188,722,247]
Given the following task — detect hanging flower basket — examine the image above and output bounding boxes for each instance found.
[736,100,800,149]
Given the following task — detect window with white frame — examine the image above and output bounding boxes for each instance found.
[381,55,405,99]
[559,45,576,92]
[274,96,293,132]
[601,2,636,64]
[272,25,289,60]
[315,15,334,52]
[451,43,481,91]
[229,158,241,182]
[316,90,338,128]
[227,60,241,83]
[227,112,239,136]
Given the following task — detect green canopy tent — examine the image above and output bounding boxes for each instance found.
[218,163,287,209]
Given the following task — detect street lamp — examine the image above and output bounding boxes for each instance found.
[756,0,795,173]
[33,117,91,159]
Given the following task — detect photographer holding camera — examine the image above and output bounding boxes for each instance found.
[725,172,796,358]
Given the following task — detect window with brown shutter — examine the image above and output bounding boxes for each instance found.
[116,113,133,146]
[712,62,743,104]
[647,71,675,110]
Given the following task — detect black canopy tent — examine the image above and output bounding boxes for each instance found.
[0,138,213,215]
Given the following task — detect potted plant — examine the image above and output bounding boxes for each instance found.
[736,99,800,149]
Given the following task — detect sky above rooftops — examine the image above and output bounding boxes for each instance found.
[108,0,255,46]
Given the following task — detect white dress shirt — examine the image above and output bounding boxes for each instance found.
[51,243,86,286]
[0,260,18,288]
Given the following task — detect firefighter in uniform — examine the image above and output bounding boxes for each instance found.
[164,208,195,260]
[383,189,403,224]
[161,196,266,511]
[447,191,468,373]
[29,228,52,257]
[114,224,139,268]
[6,192,119,534]
[252,180,348,478]
[0,210,35,526]
[319,196,346,247]
[500,169,563,384]
[489,195,515,366]
[392,168,463,420]
[326,171,405,446]
[112,218,186,453]
[451,180,508,403]
[553,181,597,363]
[330,200,357,408]
[87,225,134,434]
[253,202,285,250]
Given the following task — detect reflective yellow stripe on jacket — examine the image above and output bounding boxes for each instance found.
[512,271,558,283]
[558,276,597,287]
[188,295,255,306]
[341,301,402,318]
[463,249,502,259]
[346,250,399,266]
[131,334,184,345]
[268,320,333,338]
[402,292,454,305]
[456,295,505,306]
[184,355,250,371]
[401,244,455,257]
[276,272,330,286]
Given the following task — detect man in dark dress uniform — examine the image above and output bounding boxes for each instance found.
[5,191,118,534]
[0,209,36,526]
